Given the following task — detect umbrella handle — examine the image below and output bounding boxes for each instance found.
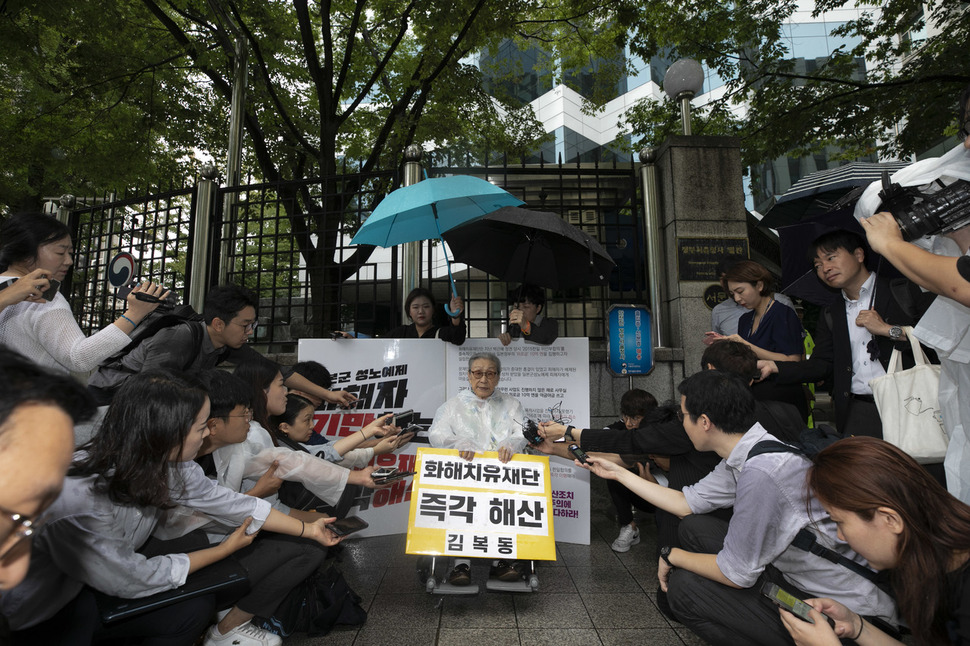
[432,202,462,317]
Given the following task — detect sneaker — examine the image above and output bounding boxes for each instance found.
[611,524,640,552]
[447,563,471,586]
[204,620,282,646]
[489,560,522,582]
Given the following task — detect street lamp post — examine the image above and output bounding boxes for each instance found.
[663,59,705,135]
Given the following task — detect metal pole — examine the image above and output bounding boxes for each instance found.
[400,144,423,323]
[679,95,693,136]
[189,165,220,311]
[217,35,248,284]
[639,147,666,348]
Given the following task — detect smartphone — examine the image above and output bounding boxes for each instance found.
[371,467,398,480]
[328,516,369,537]
[372,470,416,485]
[41,279,61,301]
[568,443,591,464]
[761,582,822,624]
[393,409,414,426]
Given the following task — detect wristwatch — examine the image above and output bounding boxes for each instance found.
[564,425,576,442]
[889,325,903,341]
[660,545,674,567]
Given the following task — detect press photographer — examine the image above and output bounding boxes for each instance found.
[855,83,970,505]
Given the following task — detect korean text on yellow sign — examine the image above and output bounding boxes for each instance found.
[405,448,556,561]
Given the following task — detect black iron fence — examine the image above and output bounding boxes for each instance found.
[67,154,646,351]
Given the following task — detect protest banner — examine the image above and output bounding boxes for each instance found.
[406,448,556,561]
[446,338,591,544]
[298,337,591,544]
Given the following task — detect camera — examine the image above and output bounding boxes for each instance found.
[878,175,970,241]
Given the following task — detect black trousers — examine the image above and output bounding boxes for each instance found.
[232,533,327,616]
[843,397,883,439]
[11,587,214,646]
[666,515,808,646]
[607,477,654,526]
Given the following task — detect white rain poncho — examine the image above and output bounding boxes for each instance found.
[855,143,970,503]
[428,388,528,454]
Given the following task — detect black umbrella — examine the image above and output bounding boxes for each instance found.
[442,206,616,289]
[761,161,911,229]
[777,206,900,305]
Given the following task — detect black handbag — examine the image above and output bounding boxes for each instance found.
[253,564,367,637]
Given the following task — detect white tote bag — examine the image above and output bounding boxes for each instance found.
[869,327,948,463]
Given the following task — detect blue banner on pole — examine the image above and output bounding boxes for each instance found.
[606,305,653,376]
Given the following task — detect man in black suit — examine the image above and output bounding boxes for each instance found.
[759,229,935,439]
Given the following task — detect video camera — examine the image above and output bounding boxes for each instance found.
[878,173,970,241]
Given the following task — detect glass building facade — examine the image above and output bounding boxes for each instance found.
[473,7,894,214]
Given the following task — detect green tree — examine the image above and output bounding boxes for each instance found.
[613,0,969,166]
[0,2,224,212]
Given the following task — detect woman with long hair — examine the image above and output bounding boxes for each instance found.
[0,212,168,374]
[269,393,410,467]
[219,360,393,519]
[0,370,342,646]
[781,436,970,646]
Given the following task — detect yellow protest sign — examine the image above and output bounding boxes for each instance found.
[405,448,556,561]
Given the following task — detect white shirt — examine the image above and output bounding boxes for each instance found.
[1,458,271,630]
[0,274,130,375]
[844,273,886,395]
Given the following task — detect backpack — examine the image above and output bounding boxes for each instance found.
[88,303,204,404]
[252,564,367,637]
[745,426,882,586]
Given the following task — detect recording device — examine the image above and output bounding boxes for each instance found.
[133,291,161,303]
[507,303,521,337]
[568,443,591,464]
[369,467,415,485]
[330,330,343,340]
[878,174,970,241]
[372,470,416,485]
[760,582,834,627]
[328,516,369,537]
[522,419,542,445]
[393,409,414,426]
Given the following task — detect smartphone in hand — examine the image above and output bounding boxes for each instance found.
[761,582,834,627]
[393,409,414,426]
[328,516,369,537]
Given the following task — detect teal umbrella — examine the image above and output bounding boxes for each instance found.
[351,175,523,314]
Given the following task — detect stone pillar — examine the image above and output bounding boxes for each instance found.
[654,135,747,377]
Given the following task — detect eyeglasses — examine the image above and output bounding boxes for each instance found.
[231,319,258,333]
[0,505,48,560]
[676,410,686,423]
[469,370,499,380]
[227,408,253,422]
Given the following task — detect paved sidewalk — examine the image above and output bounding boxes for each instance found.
[289,476,704,645]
